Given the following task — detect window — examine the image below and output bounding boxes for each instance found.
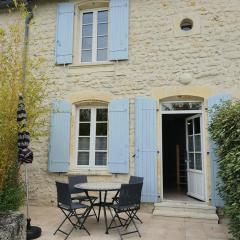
[80,9,108,63]
[180,18,193,31]
[77,107,108,168]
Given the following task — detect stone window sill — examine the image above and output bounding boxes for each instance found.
[69,61,114,68]
[68,168,112,176]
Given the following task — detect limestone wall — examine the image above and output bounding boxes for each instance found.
[0,0,240,205]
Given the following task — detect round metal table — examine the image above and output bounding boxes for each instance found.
[75,182,121,234]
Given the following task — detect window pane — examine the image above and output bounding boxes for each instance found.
[189,153,194,169]
[195,135,201,152]
[81,50,92,62]
[78,137,90,150]
[82,25,93,37]
[96,109,108,121]
[161,102,202,111]
[97,49,108,61]
[78,152,89,165]
[187,120,193,135]
[97,36,108,49]
[79,109,91,122]
[82,37,92,50]
[79,123,90,136]
[98,23,108,35]
[95,137,107,150]
[194,117,200,134]
[188,136,194,152]
[195,153,202,170]
[95,152,107,166]
[83,12,93,24]
[96,123,107,136]
[98,10,108,23]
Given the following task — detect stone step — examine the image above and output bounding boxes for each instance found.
[153,201,219,224]
[154,201,216,214]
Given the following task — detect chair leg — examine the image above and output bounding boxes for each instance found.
[134,214,143,224]
[54,211,73,235]
[91,205,98,220]
[123,210,141,237]
[73,208,90,236]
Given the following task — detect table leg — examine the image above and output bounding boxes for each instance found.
[83,190,94,223]
[103,190,109,234]
[97,191,102,222]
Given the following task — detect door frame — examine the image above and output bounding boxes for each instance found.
[159,100,208,202]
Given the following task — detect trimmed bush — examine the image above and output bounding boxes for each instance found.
[209,100,240,240]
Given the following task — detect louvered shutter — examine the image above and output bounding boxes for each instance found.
[135,97,158,202]
[108,98,129,173]
[48,100,71,172]
[55,3,74,64]
[109,0,129,60]
[208,93,231,207]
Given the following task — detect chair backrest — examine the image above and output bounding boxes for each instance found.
[55,181,72,206]
[118,183,143,207]
[129,176,144,184]
[68,175,87,194]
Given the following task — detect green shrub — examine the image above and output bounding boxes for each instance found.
[0,9,48,211]
[0,166,25,211]
[209,100,240,240]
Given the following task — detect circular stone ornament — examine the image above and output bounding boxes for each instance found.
[178,73,192,85]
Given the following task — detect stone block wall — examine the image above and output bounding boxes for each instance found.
[0,0,240,205]
[0,212,26,240]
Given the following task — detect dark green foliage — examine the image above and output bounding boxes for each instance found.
[0,165,25,211]
[209,100,240,240]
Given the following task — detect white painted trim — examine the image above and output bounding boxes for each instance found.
[161,110,202,114]
[79,8,108,63]
[159,101,207,202]
[75,106,108,169]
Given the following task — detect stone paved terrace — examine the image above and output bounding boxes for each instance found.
[21,205,230,240]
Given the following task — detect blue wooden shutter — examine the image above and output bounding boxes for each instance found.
[208,93,231,207]
[109,0,129,60]
[108,98,129,173]
[48,100,71,172]
[55,3,74,64]
[135,97,158,202]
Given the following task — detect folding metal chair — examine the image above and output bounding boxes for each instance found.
[112,176,144,224]
[68,175,98,220]
[107,183,143,239]
[54,181,90,240]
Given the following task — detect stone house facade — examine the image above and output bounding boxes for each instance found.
[0,0,240,207]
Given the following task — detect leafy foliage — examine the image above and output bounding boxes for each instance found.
[209,100,240,240]
[0,10,48,211]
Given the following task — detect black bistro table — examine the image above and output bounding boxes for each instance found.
[75,182,121,234]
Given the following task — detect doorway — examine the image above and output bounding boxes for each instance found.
[161,103,206,202]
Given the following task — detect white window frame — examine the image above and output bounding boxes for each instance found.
[75,106,108,170]
[79,8,108,63]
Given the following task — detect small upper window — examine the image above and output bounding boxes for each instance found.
[180,18,193,31]
[80,9,108,63]
[161,102,202,111]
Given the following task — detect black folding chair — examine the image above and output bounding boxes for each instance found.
[107,183,143,239]
[68,175,98,220]
[112,176,144,224]
[54,181,90,240]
